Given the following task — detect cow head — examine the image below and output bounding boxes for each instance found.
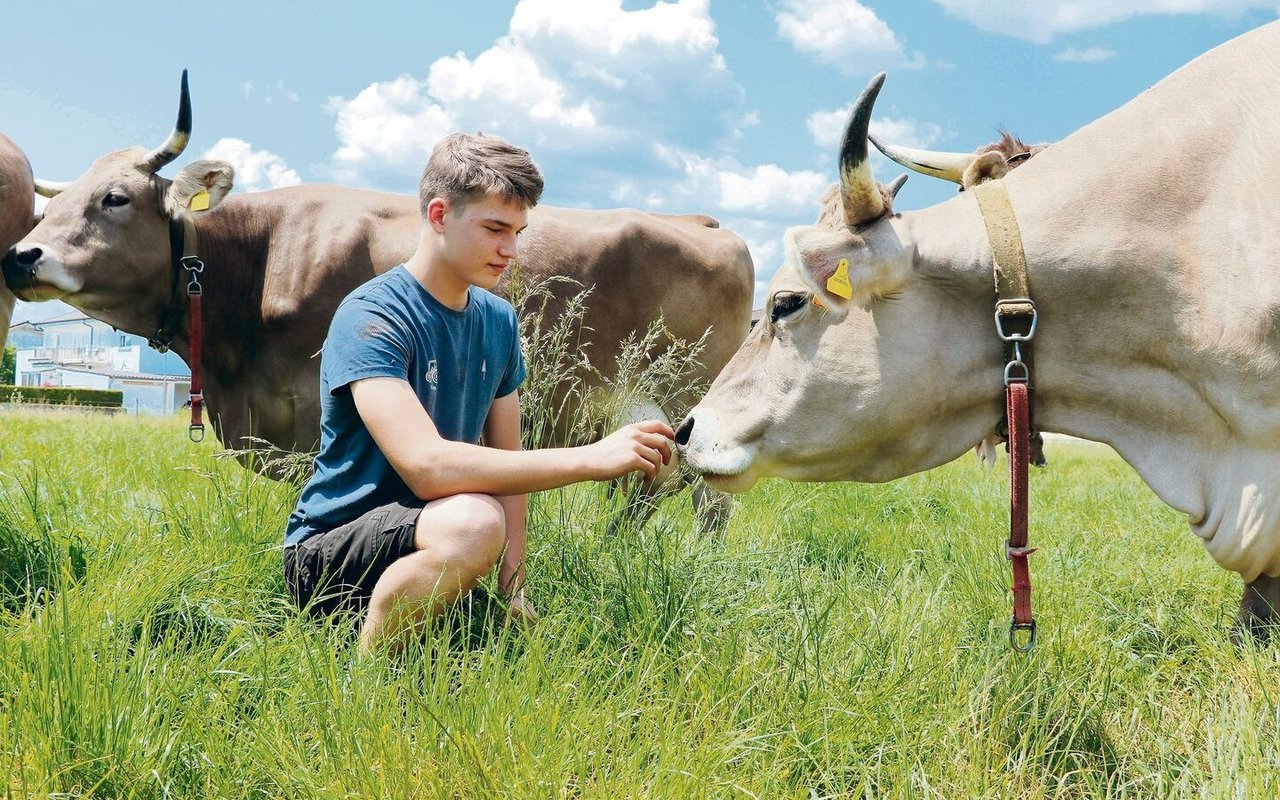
[676,74,999,491]
[2,71,234,324]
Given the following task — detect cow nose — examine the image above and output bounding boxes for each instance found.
[14,246,42,268]
[1,246,36,285]
[674,415,694,448]
[2,246,42,281]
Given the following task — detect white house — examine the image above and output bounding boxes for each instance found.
[7,311,190,414]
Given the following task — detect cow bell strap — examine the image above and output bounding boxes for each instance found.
[973,179,1038,652]
[149,213,206,442]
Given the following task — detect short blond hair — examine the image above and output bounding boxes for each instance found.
[418,132,544,220]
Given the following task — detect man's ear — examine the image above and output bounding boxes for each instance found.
[787,225,910,311]
[426,197,448,231]
[166,159,235,216]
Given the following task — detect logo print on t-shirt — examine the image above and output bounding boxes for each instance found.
[425,359,438,387]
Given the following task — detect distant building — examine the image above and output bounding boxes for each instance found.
[7,312,190,414]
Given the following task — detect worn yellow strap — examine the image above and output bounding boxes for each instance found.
[972,179,1031,307]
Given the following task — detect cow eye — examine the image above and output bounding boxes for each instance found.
[770,291,808,323]
[102,192,130,208]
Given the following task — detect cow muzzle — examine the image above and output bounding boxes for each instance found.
[674,411,760,493]
[1,244,77,299]
[1,245,40,290]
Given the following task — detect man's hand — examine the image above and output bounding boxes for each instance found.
[586,420,675,480]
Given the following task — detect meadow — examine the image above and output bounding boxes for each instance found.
[2,409,1278,799]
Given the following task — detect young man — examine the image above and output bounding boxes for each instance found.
[283,133,674,654]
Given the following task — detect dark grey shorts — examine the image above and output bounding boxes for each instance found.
[283,501,422,618]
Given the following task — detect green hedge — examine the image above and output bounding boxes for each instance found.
[0,385,124,407]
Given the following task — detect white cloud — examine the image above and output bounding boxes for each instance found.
[326,75,455,183]
[724,218,790,304]
[1054,45,1117,61]
[934,0,1276,43]
[808,107,944,152]
[325,0,744,186]
[427,45,598,133]
[242,78,301,105]
[617,145,828,217]
[202,138,302,192]
[776,0,926,73]
[871,117,946,149]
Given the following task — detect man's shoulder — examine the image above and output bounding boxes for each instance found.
[344,266,408,306]
[469,287,518,320]
[331,269,415,325]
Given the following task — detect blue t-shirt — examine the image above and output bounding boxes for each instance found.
[285,265,525,545]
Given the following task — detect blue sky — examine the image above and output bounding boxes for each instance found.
[7,0,1276,322]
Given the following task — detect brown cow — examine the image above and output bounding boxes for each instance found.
[2,74,753,531]
[0,132,35,352]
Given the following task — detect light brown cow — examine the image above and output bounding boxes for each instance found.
[678,22,1280,635]
[2,75,753,530]
[0,132,35,352]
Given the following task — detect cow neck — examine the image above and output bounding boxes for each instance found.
[972,178,1039,652]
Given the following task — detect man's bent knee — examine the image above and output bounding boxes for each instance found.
[415,493,506,578]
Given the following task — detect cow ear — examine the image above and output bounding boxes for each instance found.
[166,159,235,216]
[961,151,1008,190]
[789,225,909,310]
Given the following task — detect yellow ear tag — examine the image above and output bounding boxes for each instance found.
[825,258,853,299]
[187,189,210,212]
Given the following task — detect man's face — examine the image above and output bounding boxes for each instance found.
[439,195,529,291]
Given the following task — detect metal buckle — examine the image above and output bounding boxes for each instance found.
[181,256,205,296]
[1009,619,1037,652]
[1003,341,1029,385]
[994,299,1037,341]
[1004,359,1029,386]
[1005,541,1037,560]
[148,332,171,353]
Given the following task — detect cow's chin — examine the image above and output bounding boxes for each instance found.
[12,282,72,302]
[699,468,760,494]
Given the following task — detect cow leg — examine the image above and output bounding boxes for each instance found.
[1236,574,1280,641]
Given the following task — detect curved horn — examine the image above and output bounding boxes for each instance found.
[839,73,886,227]
[142,69,192,172]
[886,173,908,201]
[868,134,975,185]
[34,179,71,198]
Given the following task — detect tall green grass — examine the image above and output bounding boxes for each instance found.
[2,409,1277,798]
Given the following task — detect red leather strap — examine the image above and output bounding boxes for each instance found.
[1007,381,1036,643]
[188,289,204,438]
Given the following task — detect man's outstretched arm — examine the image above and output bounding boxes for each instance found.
[350,376,673,500]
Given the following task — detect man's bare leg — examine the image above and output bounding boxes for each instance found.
[360,493,506,655]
